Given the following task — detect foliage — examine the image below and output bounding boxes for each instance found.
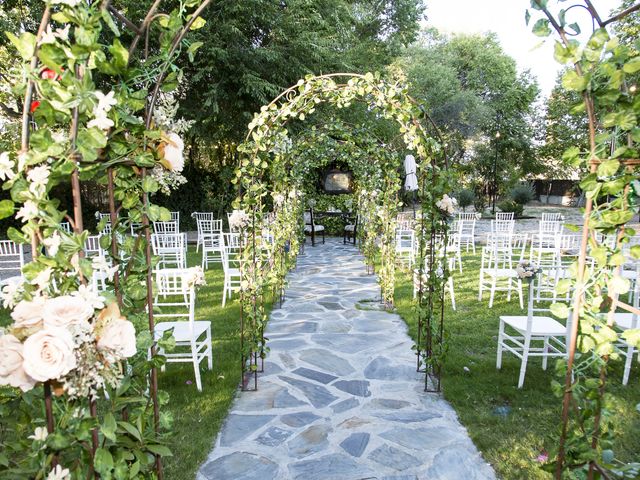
[0,0,206,476]
[527,1,640,477]
[457,188,475,211]
[509,183,535,206]
[497,200,524,218]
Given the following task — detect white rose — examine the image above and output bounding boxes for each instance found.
[22,327,76,382]
[97,318,137,358]
[0,334,36,391]
[161,133,185,172]
[11,296,46,329]
[42,295,94,329]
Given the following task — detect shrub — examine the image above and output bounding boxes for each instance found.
[473,195,487,215]
[498,199,524,218]
[457,189,475,211]
[509,183,535,206]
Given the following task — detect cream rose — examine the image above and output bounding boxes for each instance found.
[97,318,137,358]
[22,328,76,382]
[11,297,46,329]
[160,132,185,172]
[42,295,94,329]
[0,334,36,391]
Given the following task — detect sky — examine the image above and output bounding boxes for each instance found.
[422,0,623,98]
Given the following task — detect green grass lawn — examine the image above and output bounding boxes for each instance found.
[394,251,640,479]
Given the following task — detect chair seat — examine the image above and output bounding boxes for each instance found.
[155,320,210,342]
[501,315,566,336]
[485,269,519,278]
[344,224,355,232]
[304,224,325,233]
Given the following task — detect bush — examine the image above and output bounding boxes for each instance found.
[497,199,524,218]
[509,183,535,206]
[473,195,487,215]
[457,189,475,211]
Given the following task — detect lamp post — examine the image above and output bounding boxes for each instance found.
[492,131,500,215]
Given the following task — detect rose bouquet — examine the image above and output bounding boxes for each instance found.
[435,194,458,217]
[516,261,542,281]
[0,290,137,399]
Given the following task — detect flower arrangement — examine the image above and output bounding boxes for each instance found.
[516,261,541,281]
[228,209,250,230]
[0,293,136,398]
[436,194,458,216]
[182,266,206,288]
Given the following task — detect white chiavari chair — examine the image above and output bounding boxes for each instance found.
[191,212,215,252]
[496,212,515,221]
[0,240,25,285]
[153,221,179,234]
[200,220,224,269]
[395,229,416,267]
[221,232,242,307]
[153,268,212,392]
[456,212,478,253]
[479,233,528,308]
[151,233,187,269]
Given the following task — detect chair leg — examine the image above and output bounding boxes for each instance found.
[192,343,203,392]
[517,280,524,309]
[496,320,504,369]
[622,345,635,385]
[478,270,484,300]
[542,337,549,370]
[518,336,531,388]
[206,326,213,370]
[489,277,496,308]
[222,280,227,307]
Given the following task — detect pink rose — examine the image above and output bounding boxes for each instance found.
[42,295,94,329]
[97,318,137,359]
[0,334,36,391]
[22,328,76,382]
[11,297,46,329]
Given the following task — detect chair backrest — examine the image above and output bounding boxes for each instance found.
[395,229,415,251]
[221,233,242,271]
[191,212,214,222]
[153,221,179,234]
[491,219,515,234]
[0,240,24,275]
[496,212,515,221]
[539,219,563,236]
[541,212,563,222]
[197,218,222,235]
[456,212,478,221]
[60,221,72,233]
[154,269,195,325]
[151,233,185,252]
[84,235,106,257]
[170,211,180,223]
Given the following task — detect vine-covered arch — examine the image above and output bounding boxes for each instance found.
[233,72,452,392]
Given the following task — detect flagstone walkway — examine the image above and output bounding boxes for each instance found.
[197,239,496,480]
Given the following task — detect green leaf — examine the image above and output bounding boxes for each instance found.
[567,23,580,35]
[117,421,142,442]
[0,199,14,220]
[109,38,129,71]
[550,302,569,319]
[623,57,640,74]
[101,413,117,442]
[530,0,547,11]
[134,152,155,167]
[101,8,121,37]
[562,70,588,91]
[146,444,172,457]
[524,10,531,26]
[597,159,619,177]
[630,245,640,259]
[532,18,551,37]
[610,275,630,295]
[77,127,108,162]
[187,41,203,62]
[189,16,206,30]
[622,328,640,348]
[5,31,36,60]
[142,176,159,193]
[94,447,114,475]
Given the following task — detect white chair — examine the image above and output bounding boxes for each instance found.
[490,219,515,235]
[84,235,106,258]
[497,272,571,388]
[396,212,414,230]
[201,220,224,269]
[479,233,528,308]
[95,212,113,235]
[496,212,515,221]
[153,221,179,234]
[531,218,564,263]
[191,212,216,252]
[612,273,640,385]
[395,229,415,267]
[541,212,563,222]
[153,268,212,392]
[221,233,242,307]
[60,221,72,233]
[0,240,25,285]
[456,212,477,253]
[151,233,187,269]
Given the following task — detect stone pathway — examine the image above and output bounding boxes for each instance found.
[197,239,495,480]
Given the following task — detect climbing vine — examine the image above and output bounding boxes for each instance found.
[234,72,450,389]
[528,1,640,477]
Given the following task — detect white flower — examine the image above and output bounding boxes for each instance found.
[47,465,70,480]
[87,112,114,130]
[27,165,51,196]
[97,318,137,359]
[39,24,70,45]
[228,210,249,230]
[272,193,285,207]
[91,256,118,281]
[29,426,49,442]
[95,90,117,114]
[436,194,457,216]
[16,201,39,222]
[42,231,61,256]
[182,266,206,288]
[0,152,15,181]
[160,132,185,172]
[31,267,53,291]
[23,327,76,382]
[16,152,28,174]
[72,285,106,310]
[0,334,36,392]
[42,295,94,329]
[11,296,46,329]
[2,280,23,309]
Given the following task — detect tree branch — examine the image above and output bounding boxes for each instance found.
[602,2,640,27]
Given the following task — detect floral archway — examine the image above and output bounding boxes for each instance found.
[232,72,452,392]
